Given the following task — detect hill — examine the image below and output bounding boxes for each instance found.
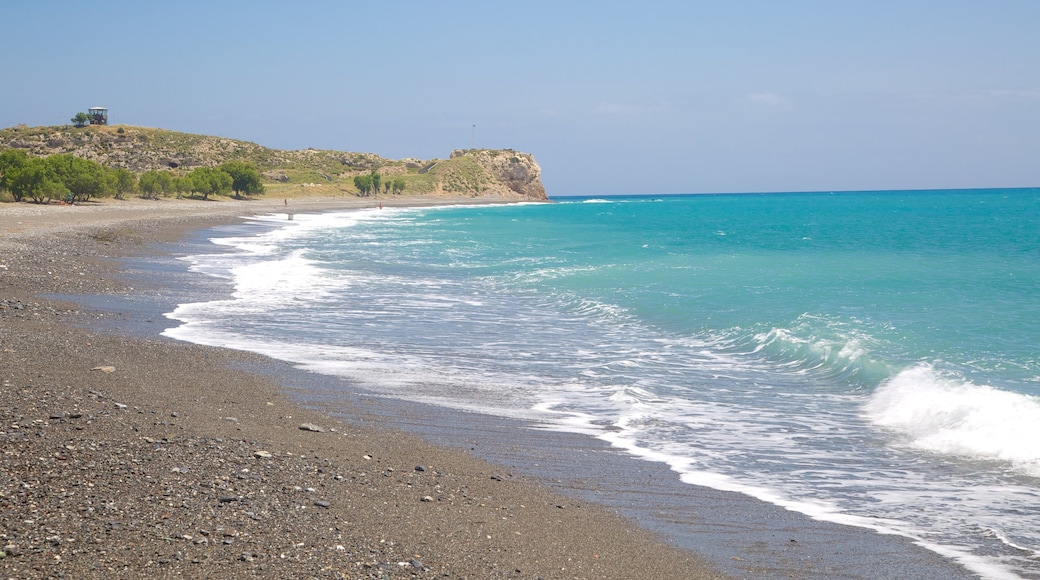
[0,124,547,200]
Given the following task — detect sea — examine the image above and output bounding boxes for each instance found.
[161,189,1040,579]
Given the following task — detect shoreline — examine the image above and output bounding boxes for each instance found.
[1,195,971,579]
[1,195,724,579]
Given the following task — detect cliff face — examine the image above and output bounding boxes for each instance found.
[450,149,547,200]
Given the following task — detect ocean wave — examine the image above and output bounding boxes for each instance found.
[712,314,894,389]
[864,364,1040,475]
[155,195,1040,580]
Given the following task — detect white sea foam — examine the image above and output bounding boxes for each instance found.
[533,385,1037,580]
[864,364,1040,475]
[159,199,1040,580]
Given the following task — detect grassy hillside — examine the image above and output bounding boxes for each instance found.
[0,124,545,199]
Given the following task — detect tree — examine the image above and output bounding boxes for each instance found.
[353,174,373,196]
[370,171,381,196]
[7,158,67,203]
[392,178,406,195]
[44,154,109,202]
[139,170,174,199]
[188,166,232,200]
[219,161,265,198]
[71,112,90,128]
[0,149,31,197]
[107,167,138,199]
[171,175,193,198]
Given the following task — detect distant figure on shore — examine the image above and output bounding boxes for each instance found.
[379,203,383,209]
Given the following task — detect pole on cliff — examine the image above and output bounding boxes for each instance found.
[471,124,476,149]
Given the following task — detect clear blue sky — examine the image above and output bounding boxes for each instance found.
[3,1,1038,196]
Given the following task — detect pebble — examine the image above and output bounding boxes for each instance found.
[0,186,727,580]
[298,423,325,432]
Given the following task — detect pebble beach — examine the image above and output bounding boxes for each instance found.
[0,195,725,579]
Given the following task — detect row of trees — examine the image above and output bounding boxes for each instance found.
[353,171,405,196]
[139,162,264,200]
[0,150,264,204]
[0,150,135,203]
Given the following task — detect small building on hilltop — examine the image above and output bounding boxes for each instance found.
[88,107,108,125]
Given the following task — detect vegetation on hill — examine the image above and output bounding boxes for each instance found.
[0,124,547,203]
[0,146,267,204]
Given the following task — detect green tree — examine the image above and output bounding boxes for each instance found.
[8,158,67,204]
[219,161,265,198]
[391,178,406,195]
[71,112,90,127]
[172,175,193,198]
[0,149,31,197]
[139,170,174,199]
[353,174,373,196]
[188,166,232,200]
[107,167,138,199]
[45,154,109,202]
[370,171,381,196]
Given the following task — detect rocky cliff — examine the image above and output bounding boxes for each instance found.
[448,149,547,200]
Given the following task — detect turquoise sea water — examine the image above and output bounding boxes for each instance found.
[165,189,1040,578]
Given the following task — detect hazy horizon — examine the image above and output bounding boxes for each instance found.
[3,1,1038,196]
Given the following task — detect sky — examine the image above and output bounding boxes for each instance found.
[3,0,1038,196]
